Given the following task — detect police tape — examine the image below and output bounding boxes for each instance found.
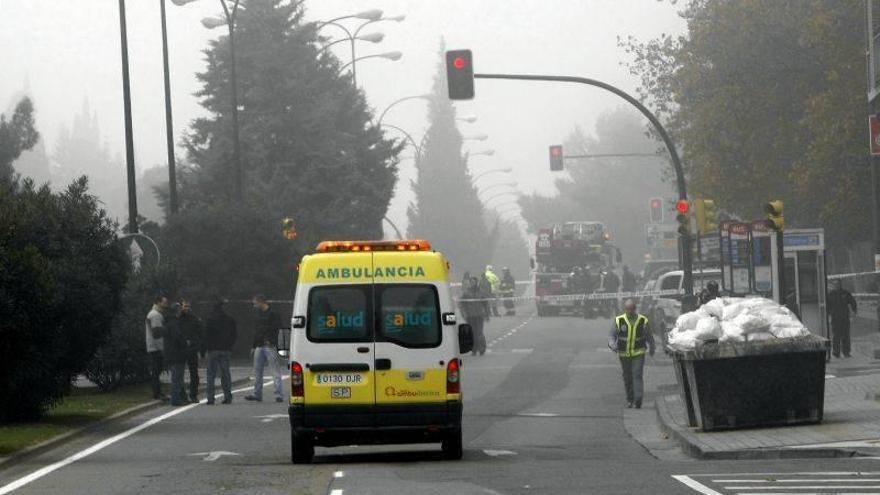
[456,288,683,303]
[827,270,880,280]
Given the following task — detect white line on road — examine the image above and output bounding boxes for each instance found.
[483,449,517,457]
[672,475,724,495]
[0,379,279,495]
[517,412,560,417]
[715,479,880,483]
[334,471,345,478]
[734,493,880,495]
[187,451,240,462]
[511,348,533,354]
[330,490,344,495]
[728,487,880,490]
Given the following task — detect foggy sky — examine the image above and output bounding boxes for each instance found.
[0,0,685,232]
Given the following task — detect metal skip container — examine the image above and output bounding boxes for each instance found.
[672,335,829,431]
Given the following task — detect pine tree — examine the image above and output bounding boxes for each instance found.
[53,98,126,220]
[407,46,493,276]
[167,0,400,298]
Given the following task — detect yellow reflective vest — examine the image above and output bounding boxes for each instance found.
[612,313,651,358]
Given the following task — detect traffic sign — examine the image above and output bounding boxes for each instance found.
[870,115,880,155]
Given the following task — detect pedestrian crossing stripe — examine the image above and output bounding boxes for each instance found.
[673,472,880,495]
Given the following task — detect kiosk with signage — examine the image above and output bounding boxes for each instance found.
[719,225,828,341]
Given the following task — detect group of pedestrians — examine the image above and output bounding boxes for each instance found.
[144,293,286,407]
[458,266,517,356]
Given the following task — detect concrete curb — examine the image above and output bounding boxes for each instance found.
[654,394,863,460]
[0,376,253,473]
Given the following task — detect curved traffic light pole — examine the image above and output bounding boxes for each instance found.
[473,72,695,301]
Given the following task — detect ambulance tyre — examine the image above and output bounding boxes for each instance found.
[442,428,463,460]
[291,429,314,464]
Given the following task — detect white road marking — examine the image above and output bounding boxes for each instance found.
[187,451,240,462]
[672,475,724,495]
[0,379,280,495]
[825,374,836,379]
[253,413,287,423]
[483,449,517,457]
[487,314,535,350]
[518,412,559,417]
[728,487,880,490]
[714,479,880,483]
[511,348,533,354]
[334,471,345,478]
[330,490,344,495]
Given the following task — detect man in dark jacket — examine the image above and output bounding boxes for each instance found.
[459,277,487,355]
[163,303,189,406]
[245,295,284,402]
[178,299,203,403]
[622,266,636,293]
[827,280,857,358]
[204,298,237,405]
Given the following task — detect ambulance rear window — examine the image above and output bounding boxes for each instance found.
[307,285,371,343]
[377,284,441,348]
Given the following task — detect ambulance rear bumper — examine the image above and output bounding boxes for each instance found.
[289,402,462,446]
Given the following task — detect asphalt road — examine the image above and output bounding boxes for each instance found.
[1,309,878,495]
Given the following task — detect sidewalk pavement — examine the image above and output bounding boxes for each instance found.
[641,335,880,459]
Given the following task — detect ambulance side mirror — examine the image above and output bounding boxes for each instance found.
[458,324,474,354]
[276,328,291,357]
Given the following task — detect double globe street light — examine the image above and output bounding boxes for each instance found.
[316,9,405,87]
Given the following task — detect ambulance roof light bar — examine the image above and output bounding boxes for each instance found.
[316,239,432,253]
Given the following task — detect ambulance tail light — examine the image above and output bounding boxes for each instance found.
[290,361,304,398]
[446,358,460,395]
[316,239,432,253]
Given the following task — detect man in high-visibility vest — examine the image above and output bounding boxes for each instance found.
[608,299,655,409]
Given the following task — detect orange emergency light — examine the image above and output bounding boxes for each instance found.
[316,240,432,253]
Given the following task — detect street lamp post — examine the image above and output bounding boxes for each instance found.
[483,190,521,207]
[380,123,421,157]
[377,94,431,126]
[472,167,512,183]
[317,10,405,87]
[337,52,402,74]
[178,0,244,203]
[477,181,517,198]
[118,0,139,234]
[159,0,178,214]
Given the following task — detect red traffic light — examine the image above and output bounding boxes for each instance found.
[453,57,466,70]
[675,199,690,214]
[550,146,562,156]
[650,198,661,209]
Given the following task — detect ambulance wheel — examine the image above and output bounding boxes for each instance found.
[442,428,463,460]
[291,429,314,464]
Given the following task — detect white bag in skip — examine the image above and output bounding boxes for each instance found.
[675,312,702,332]
[731,313,771,334]
[720,321,746,342]
[693,316,723,340]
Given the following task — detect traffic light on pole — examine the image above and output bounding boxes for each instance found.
[675,199,691,236]
[694,199,718,235]
[549,145,564,171]
[445,50,474,100]
[649,197,663,223]
[764,200,784,231]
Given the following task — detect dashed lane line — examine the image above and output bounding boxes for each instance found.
[488,313,535,348]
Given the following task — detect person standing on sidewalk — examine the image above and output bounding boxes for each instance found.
[164,303,189,406]
[204,297,237,405]
[178,299,203,403]
[827,280,857,358]
[608,299,655,409]
[245,295,284,403]
[145,294,170,401]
